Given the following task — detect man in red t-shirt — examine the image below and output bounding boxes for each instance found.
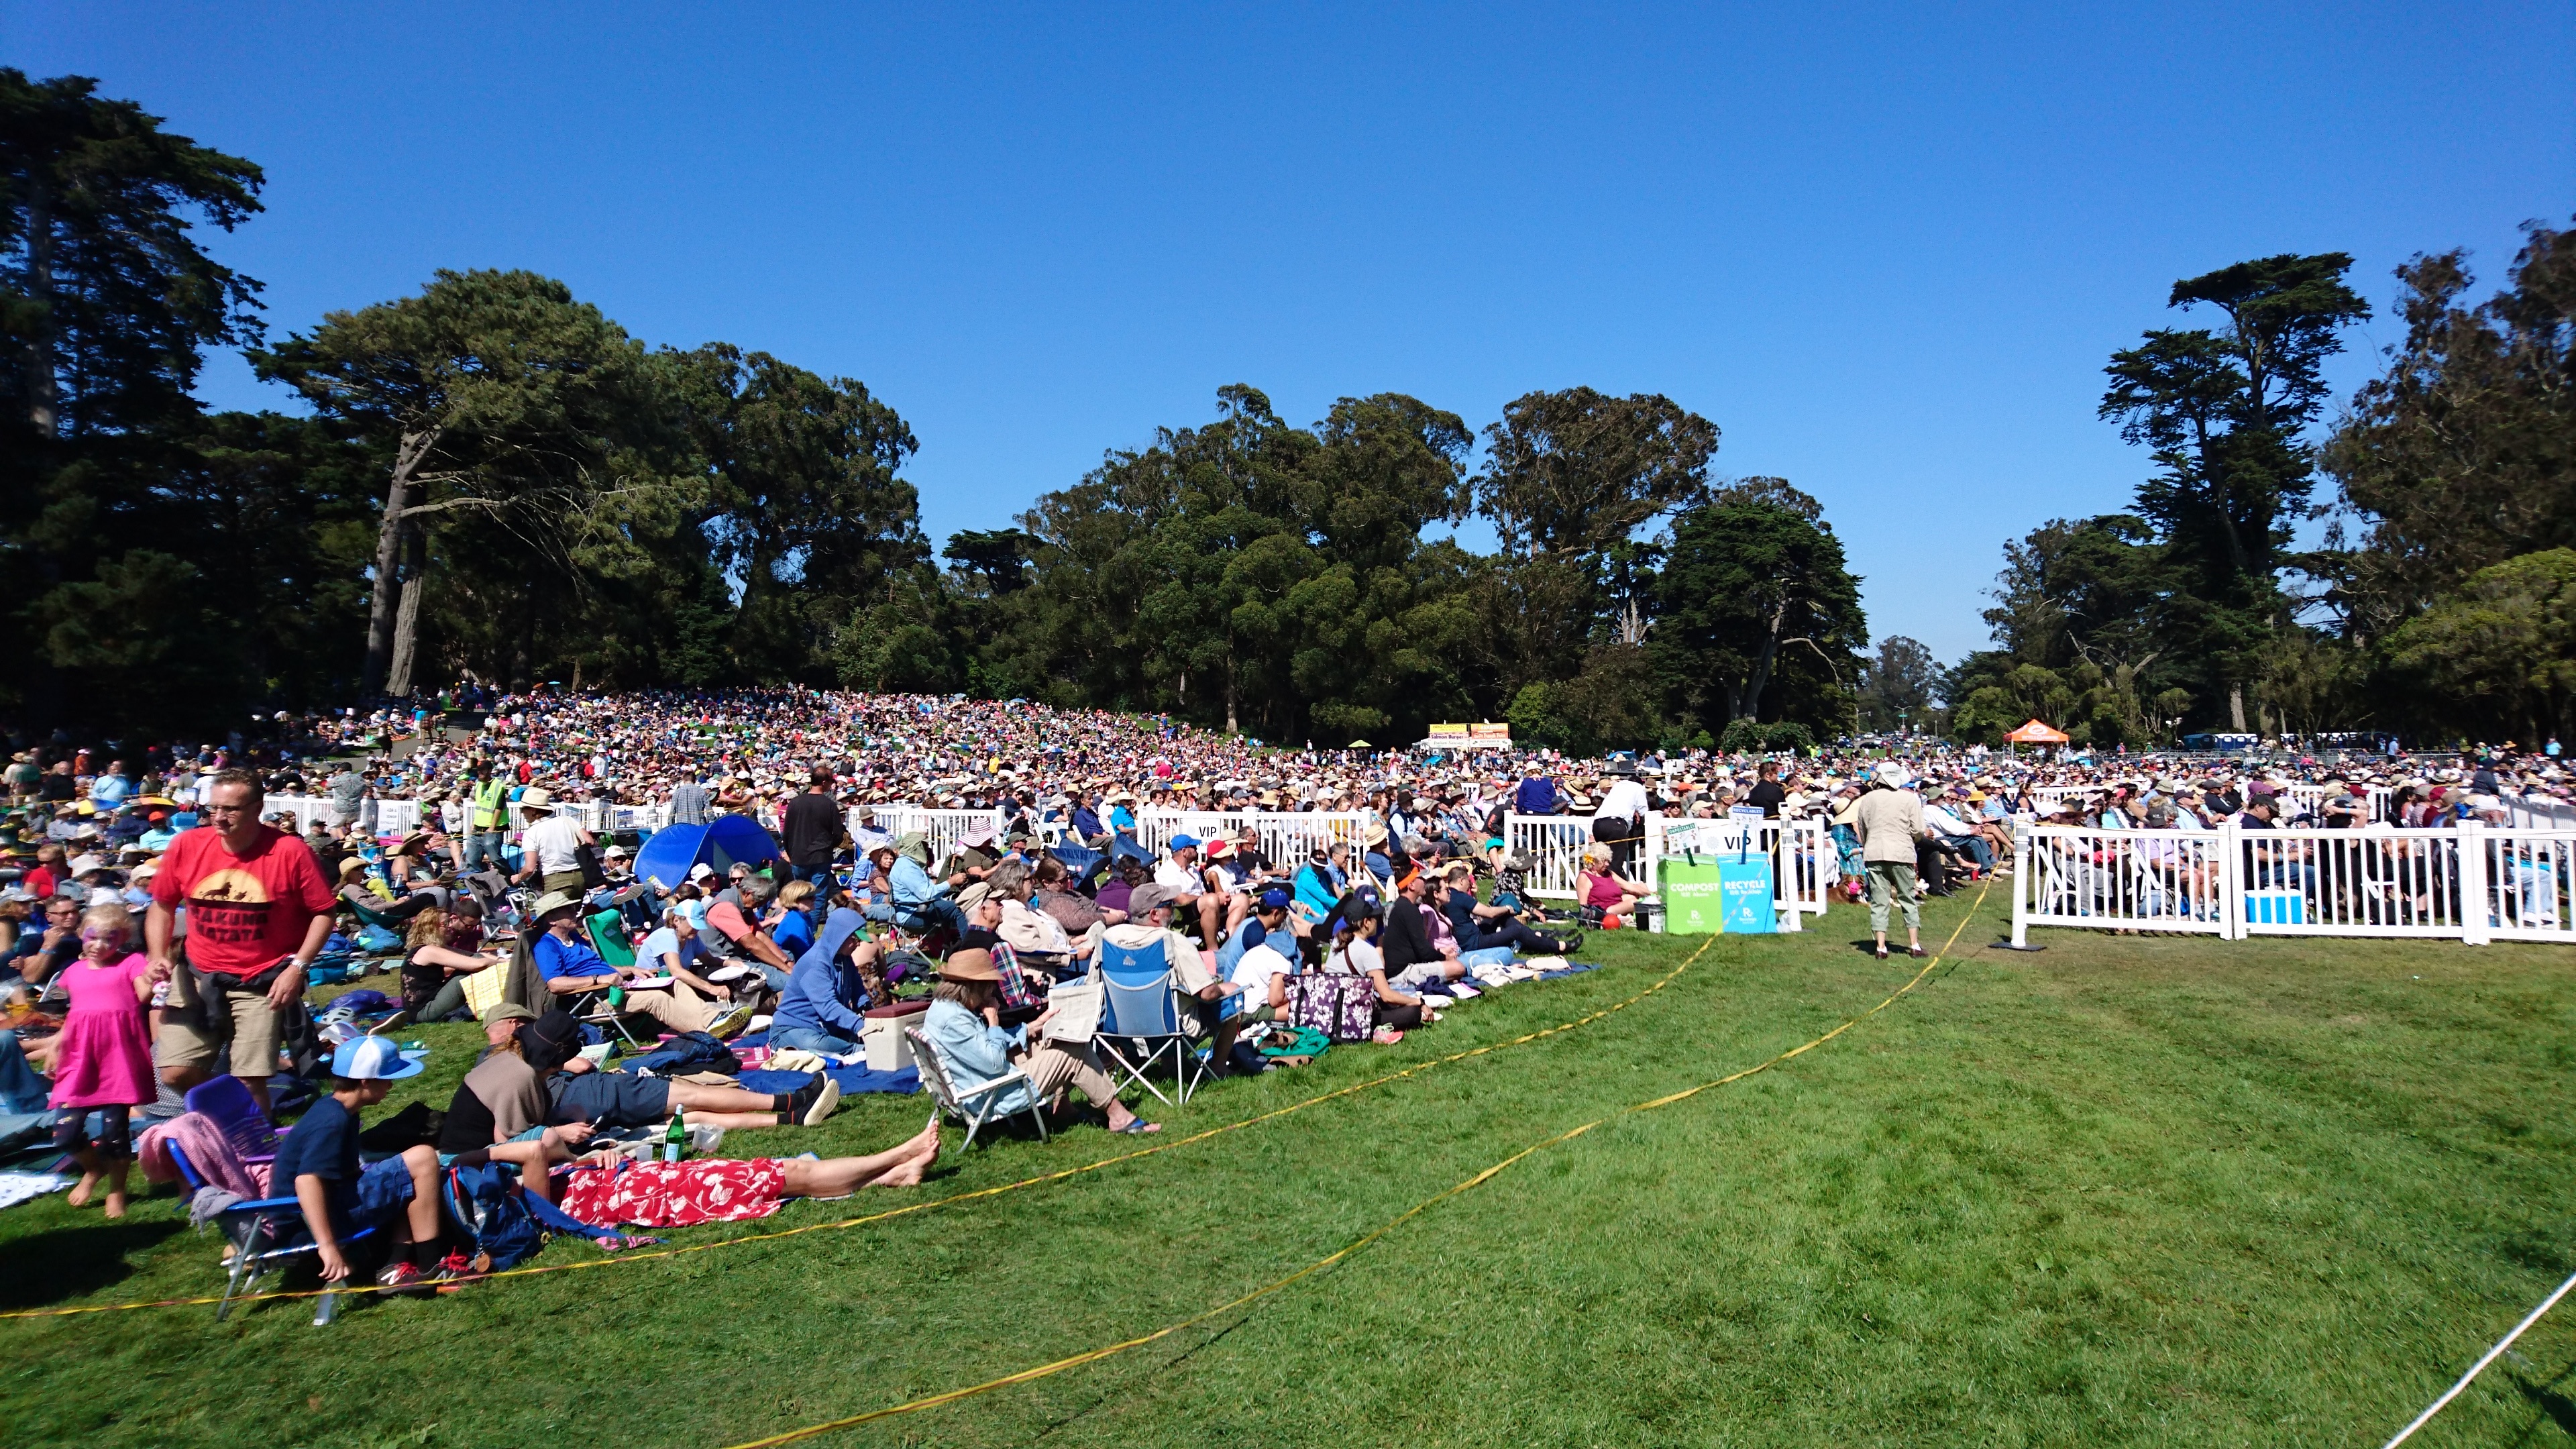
[147,768,338,1111]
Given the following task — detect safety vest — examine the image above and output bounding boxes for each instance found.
[472,776,511,830]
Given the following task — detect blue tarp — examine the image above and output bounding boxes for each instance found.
[633,814,782,894]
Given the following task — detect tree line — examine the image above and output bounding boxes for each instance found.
[0,70,1866,752]
[6,70,2566,751]
[1940,230,2575,749]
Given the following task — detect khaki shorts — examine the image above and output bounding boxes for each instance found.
[156,966,285,1079]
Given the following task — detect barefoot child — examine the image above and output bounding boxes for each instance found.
[48,904,157,1218]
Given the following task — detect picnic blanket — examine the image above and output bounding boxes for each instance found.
[737,1065,920,1096]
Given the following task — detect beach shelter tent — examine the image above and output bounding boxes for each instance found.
[2004,719,2070,746]
[634,814,782,894]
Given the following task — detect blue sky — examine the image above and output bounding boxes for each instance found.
[13,2,2572,663]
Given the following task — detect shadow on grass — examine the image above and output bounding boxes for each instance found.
[0,1218,186,1309]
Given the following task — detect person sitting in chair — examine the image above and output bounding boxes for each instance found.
[920,947,1158,1134]
[527,890,753,1039]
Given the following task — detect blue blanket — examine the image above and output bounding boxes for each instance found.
[738,1066,920,1096]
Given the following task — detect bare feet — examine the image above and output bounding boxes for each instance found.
[66,1172,99,1210]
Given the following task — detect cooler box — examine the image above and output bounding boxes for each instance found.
[2244,891,2306,925]
[861,1000,931,1072]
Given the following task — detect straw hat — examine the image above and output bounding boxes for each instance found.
[940,947,1000,982]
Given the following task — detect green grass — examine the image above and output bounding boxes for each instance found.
[3,894,2573,1448]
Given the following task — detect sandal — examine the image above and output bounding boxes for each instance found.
[1110,1118,1161,1134]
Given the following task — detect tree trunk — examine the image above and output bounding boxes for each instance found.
[2228,682,2247,733]
[1737,600,1791,721]
[22,172,56,435]
[384,523,426,697]
[1224,658,1238,735]
[363,430,437,696]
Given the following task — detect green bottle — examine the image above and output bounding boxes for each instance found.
[663,1107,686,1163]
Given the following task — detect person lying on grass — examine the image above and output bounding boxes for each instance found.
[447,1008,839,1187]
[551,1115,945,1226]
[272,1035,464,1295]
[920,947,1160,1135]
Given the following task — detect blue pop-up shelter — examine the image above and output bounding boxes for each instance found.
[634,815,782,894]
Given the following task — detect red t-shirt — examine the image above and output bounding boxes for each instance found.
[22,865,56,900]
[150,825,337,979]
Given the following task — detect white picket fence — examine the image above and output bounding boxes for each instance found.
[2010,821,2576,947]
[2023,783,2394,823]
[1503,813,1829,929]
[1132,810,1372,866]
[873,806,1006,864]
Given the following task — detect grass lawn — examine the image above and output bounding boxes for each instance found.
[2,890,2573,1448]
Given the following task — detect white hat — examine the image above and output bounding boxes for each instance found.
[688,863,715,881]
[68,853,107,876]
[87,887,125,908]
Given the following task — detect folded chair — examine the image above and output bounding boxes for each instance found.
[1095,938,1211,1108]
[905,1025,1045,1147]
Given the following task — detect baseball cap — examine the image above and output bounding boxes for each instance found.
[688,863,716,881]
[1257,888,1292,911]
[329,1034,424,1081]
[1126,883,1174,915]
[480,1002,537,1026]
[1167,834,1200,851]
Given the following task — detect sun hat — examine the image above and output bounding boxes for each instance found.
[940,947,1000,982]
[329,1034,424,1081]
[955,881,994,912]
[531,889,584,920]
[1205,839,1235,860]
[480,1002,537,1026]
[519,788,553,809]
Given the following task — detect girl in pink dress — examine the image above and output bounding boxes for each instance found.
[49,904,161,1218]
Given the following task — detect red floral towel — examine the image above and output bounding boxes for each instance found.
[558,1158,787,1226]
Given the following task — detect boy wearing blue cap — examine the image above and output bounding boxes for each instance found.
[268,1034,455,1294]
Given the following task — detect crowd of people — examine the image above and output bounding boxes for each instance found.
[0,688,2567,1297]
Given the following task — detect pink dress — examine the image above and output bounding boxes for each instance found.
[48,953,156,1108]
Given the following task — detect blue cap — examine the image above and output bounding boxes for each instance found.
[1167,834,1201,851]
[330,1034,424,1081]
[1258,888,1292,910]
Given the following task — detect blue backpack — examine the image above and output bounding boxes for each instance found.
[441,1163,545,1270]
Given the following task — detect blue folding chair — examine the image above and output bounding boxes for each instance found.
[1095,938,1210,1108]
[167,1140,374,1326]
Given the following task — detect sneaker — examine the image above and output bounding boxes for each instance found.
[794,1073,843,1126]
[1371,1027,1405,1045]
[432,1251,486,1293]
[375,1260,433,1297]
[709,999,758,1039]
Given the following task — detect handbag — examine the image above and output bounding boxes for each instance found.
[1289,975,1375,1042]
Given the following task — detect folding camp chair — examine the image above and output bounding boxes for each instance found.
[905,1025,1046,1146]
[184,1075,285,1169]
[585,910,637,967]
[1094,938,1210,1108]
[168,1138,374,1326]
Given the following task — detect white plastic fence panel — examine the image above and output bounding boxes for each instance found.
[2016,825,2231,936]
[2476,828,2575,943]
[2233,826,2487,940]
[875,806,1004,863]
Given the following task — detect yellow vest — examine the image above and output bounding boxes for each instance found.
[472,776,510,830]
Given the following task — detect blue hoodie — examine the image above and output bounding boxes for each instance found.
[774,907,870,1040]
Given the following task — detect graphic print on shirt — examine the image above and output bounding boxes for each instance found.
[188,867,274,949]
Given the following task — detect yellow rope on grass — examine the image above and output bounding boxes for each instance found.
[0,934,1712,1320]
[718,883,1992,1448]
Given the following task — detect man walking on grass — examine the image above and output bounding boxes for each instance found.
[1854,761,1931,961]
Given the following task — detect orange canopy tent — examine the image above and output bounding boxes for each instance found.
[2004,719,2070,745]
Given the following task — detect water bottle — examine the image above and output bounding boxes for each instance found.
[663,1107,686,1164]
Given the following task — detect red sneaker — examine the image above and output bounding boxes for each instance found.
[374,1261,432,1297]
[433,1251,487,1293]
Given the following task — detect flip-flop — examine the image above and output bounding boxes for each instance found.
[1110,1118,1161,1134]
